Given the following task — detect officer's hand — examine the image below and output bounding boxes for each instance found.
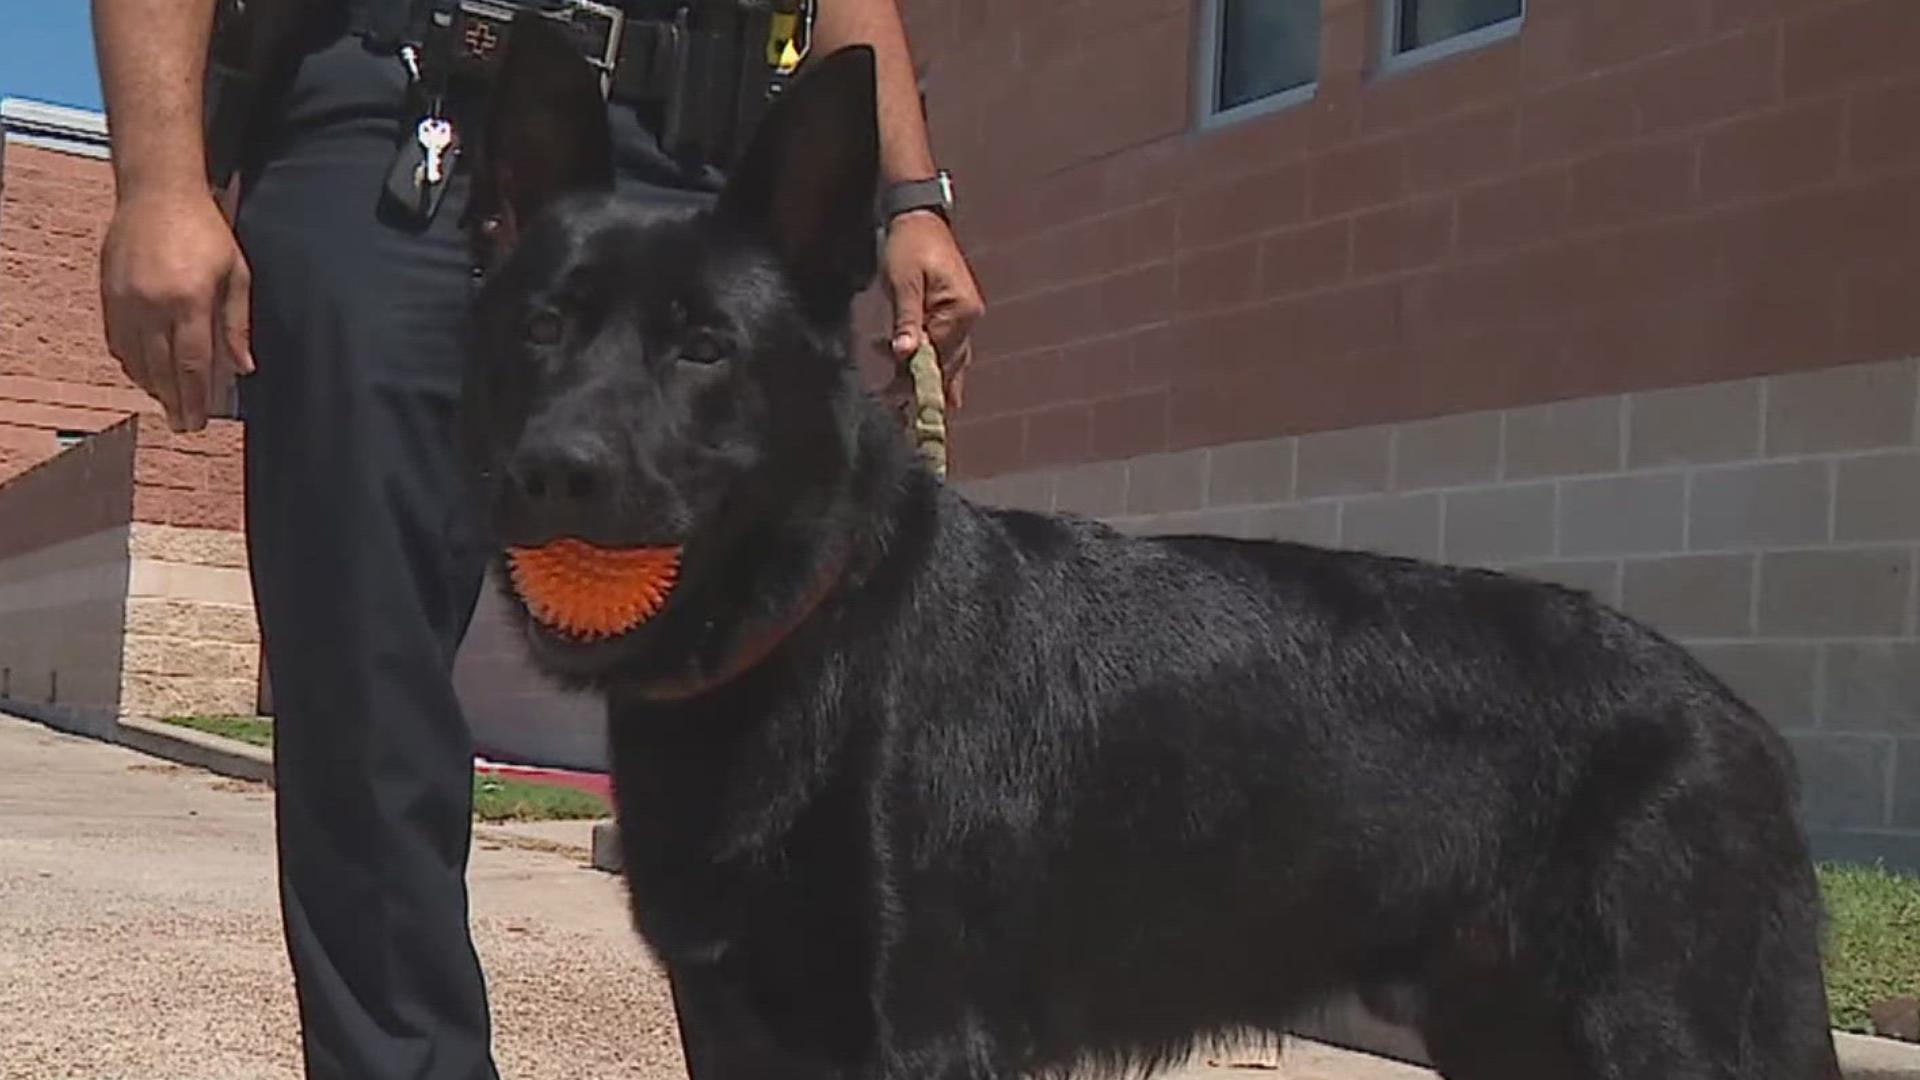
[882,210,985,411]
[99,189,255,433]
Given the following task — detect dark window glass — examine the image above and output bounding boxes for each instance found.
[1217,0,1321,112]
[1395,0,1523,54]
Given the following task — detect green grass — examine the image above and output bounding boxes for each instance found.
[471,774,609,822]
[1819,862,1920,1035]
[163,713,273,748]
[160,715,609,822]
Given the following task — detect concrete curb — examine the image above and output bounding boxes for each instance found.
[476,820,597,862]
[0,697,116,740]
[591,820,624,874]
[4,705,271,784]
[1837,1031,1920,1080]
[112,716,275,786]
[1296,994,1920,1079]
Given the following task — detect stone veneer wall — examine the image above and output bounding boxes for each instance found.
[118,415,258,720]
[959,356,1920,870]
[119,522,259,720]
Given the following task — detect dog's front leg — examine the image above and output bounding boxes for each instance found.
[867,998,1016,1080]
[869,1044,1014,1080]
[667,962,822,1080]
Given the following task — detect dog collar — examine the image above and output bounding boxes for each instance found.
[632,541,851,702]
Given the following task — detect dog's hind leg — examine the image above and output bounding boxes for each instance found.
[1419,963,1740,1080]
[1415,853,1839,1078]
[1415,948,1841,1076]
[1534,967,1837,1080]
[1421,821,1841,1076]
[1414,962,1589,1080]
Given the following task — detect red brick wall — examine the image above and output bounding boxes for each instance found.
[900,0,1920,479]
[0,142,157,480]
[130,414,246,532]
[0,411,243,559]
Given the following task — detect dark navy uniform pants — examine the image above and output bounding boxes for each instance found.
[233,30,706,1080]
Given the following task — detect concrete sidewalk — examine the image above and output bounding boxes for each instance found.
[0,712,1426,1079]
[0,713,682,1080]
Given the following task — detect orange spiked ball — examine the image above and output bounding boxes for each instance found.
[505,539,682,641]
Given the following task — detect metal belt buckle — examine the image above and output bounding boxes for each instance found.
[564,0,626,98]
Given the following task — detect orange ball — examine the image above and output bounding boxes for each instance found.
[505,539,682,641]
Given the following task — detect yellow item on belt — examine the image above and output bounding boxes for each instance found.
[768,11,801,71]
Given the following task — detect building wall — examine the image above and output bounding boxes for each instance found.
[0,113,598,766]
[0,140,152,480]
[963,356,1920,868]
[900,0,1920,478]
[896,0,1920,867]
[1,118,268,728]
[120,416,260,720]
[0,419,138,735]
[0,414,261,733]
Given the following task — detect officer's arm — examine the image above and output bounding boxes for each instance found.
[92,0,219,200]
[809,0,936,184]
[811,0,985,412]
[92,0,255,435]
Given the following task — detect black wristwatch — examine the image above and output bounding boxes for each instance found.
[881,170,954,226]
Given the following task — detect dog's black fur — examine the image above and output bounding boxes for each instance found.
[460,25,1843,1080]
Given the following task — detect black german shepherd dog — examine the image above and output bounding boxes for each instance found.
[458,23,1842,1080]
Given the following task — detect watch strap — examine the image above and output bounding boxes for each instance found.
[881,171,953,223]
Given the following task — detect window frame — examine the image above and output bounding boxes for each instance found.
[1378,0,1525,76]
[1195,0,1320,130]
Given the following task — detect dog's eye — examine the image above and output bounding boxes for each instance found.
[523,310,565,346]
[680,332,728,366]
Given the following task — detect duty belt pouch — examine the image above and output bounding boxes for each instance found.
[203,3,257,197]
[203,0,334,194]
[661,1,781,171]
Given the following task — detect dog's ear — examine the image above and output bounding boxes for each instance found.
[471,12,615,263]
[715,45,880,306]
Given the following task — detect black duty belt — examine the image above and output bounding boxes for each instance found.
[406,0,675,108]
[354,0,809,227]
[348,0,806,120]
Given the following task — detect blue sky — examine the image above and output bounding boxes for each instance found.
[0,1,103,110]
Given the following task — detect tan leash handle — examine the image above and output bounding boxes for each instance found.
[905,341,948,479]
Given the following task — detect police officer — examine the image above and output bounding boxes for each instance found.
[89,1,984,1076]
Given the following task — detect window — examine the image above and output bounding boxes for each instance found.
[1199,0,1321,124]
[54,430,87,451]
[1384,0,1523,67]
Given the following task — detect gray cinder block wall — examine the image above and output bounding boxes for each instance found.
[962,356,1920,871]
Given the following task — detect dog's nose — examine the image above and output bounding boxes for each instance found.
[507,442,610,512]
